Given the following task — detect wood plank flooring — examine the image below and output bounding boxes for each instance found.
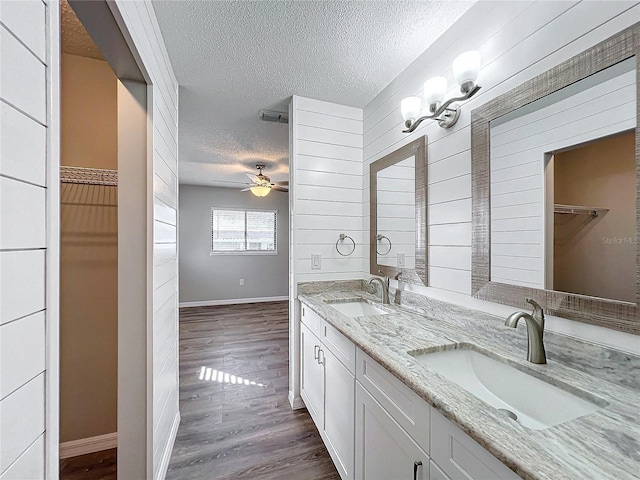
[60,448,117,480]
[167,301,339,480]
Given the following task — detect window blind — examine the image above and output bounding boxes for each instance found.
[211,209,277,253]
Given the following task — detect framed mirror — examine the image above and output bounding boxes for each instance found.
[370,136,427,285]
[471,23,639,334]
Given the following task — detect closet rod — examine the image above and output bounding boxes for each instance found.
[60,166,118,186]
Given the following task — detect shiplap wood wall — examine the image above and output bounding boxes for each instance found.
[489,66,636,289]
[362,0,640,295]
[291,96,364,283]
[0,0,51,478]
[113,2,180,478]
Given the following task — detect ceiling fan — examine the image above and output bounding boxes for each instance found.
[242,164,289,197]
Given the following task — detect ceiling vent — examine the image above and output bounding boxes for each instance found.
[259,109,288,124]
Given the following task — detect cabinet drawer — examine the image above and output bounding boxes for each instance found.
[431,409,520,480]
[356,348,430,453]
[321,319,356,374]
[300,301,323,336]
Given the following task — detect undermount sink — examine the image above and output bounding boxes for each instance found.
[410,345,605,430]
[327,300,388,318]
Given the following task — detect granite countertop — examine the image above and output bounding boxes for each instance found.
[298,289,640,480]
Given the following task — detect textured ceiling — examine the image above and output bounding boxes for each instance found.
[61,0,105,60]
[152,0,475,187]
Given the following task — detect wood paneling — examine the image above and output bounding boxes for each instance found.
[292,96,364,284]
[59,448,116,480]
[113,2,180,476]
[0,435,45,480]
[0,312,45,399]
[0,177,46,249]
[0,26,46,123]
[0,374,45,472]
[166,302,339,480]
[0,103,47,186]
[0,250,45,325]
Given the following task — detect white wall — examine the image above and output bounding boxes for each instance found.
[360,0,640,352]
[0,0,55,478]
[179,185,289,305]
[288,95,363,407]
[111,2,180,478]
[489,65,636,289]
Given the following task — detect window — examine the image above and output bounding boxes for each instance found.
[211,208,277,254]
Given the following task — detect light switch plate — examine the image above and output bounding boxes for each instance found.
[311,254,322,270]
[397,252,406,267]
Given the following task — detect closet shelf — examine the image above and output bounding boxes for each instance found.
[553,204,608,217]
[61,166,118,186]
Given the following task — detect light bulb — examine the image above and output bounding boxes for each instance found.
[250,185,271,197]
[424,76,447,107]
[400,96,422,122]
[453,51,481,87]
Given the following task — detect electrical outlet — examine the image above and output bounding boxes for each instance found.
[239,279,245,286]
[397,252,406,267]
[311,254,322,270]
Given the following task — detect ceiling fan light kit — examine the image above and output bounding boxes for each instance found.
[242,164,289,197]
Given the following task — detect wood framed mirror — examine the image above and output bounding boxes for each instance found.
[370,136,427,285]
[471,23,639,334]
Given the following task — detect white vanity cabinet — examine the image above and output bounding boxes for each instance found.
[299,301,521,480]
[355,383,429,480]
[300,303,355,480]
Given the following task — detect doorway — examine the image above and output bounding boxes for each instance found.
[58,1,148,477]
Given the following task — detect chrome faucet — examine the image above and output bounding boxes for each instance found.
[368,272,390,304]
[505,298,547,364]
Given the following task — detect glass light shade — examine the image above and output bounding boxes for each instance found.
[424,76,447,106]
[250,185,271,197]
[452,50,481,86]
[400,96,422,121]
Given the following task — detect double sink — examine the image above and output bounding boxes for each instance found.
[325,299,606,430]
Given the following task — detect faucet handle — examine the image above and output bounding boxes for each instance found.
[525,298,545,329]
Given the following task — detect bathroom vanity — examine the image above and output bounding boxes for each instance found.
[298,290,640,480]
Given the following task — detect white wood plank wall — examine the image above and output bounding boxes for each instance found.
[0,0,49,478]
[291,96,364,283]
[490,67,636,288]
[112,2,180,478]
[362,0,640,295]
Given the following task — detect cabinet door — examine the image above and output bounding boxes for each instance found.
[323,346,355,479]
[300,323,324,425]
[355,382,429,480]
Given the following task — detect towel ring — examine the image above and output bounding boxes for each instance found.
[376,234,392,255]
[336,233,356,256]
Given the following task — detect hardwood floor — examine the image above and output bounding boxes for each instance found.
[167,301,339,480]
[60,448,117,480]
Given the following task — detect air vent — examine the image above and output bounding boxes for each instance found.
[259,109,288,124]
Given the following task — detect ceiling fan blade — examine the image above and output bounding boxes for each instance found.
[246,173,260,183]
[274,181,289,186]
[241,187,252,191]
[272,185,289,192]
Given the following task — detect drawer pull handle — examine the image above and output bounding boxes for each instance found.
[314,345,320,360]
[413,460,422,480]
[318,349,325,365]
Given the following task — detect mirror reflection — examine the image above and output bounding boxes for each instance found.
[370,136,426,285]
[376,156,416,269]
[489,58,636,303]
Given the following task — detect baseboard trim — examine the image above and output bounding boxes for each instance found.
[289,391,305,410]
[156,412,180,480]
[60,432,117,459]
[179,296,288,308]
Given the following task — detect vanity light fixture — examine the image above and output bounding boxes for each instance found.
[401,51,482,132]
